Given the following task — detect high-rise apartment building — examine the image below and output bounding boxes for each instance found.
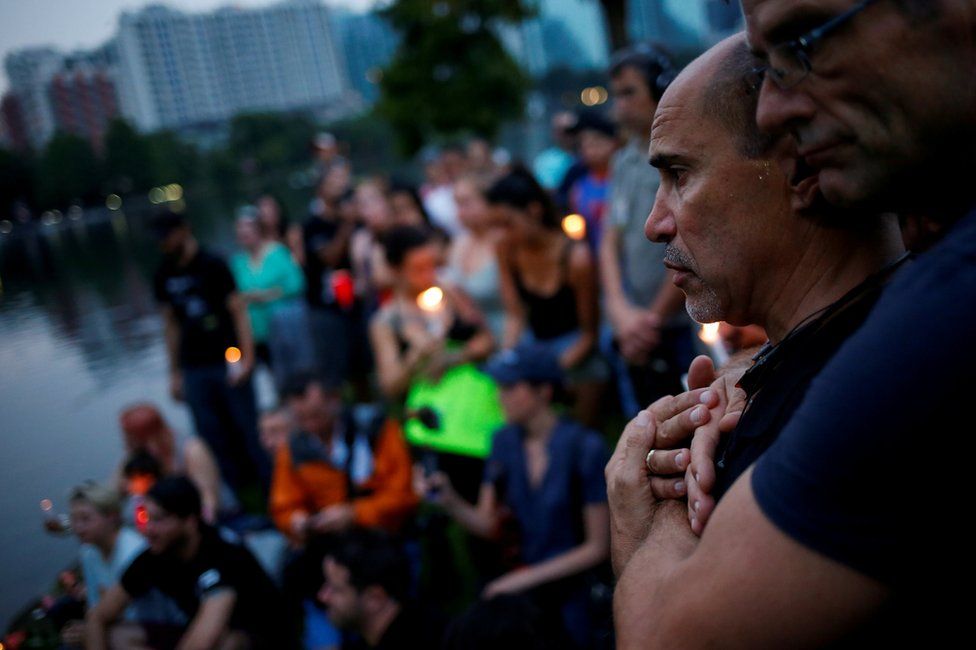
[115,0,350,132]
[333,10,399,103]
[4,48,63,149]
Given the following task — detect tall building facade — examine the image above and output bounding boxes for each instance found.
[48,46,121,151]
[115,0,350,132]
[501,0,610,76]
[4,48,63,149]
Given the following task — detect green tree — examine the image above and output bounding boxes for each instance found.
[378,0,531,155]
[103,119,154,193]
[34,133,102,208]
[145,130,200,186]
[228,112,317,172]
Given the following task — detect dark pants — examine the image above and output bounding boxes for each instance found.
[182,364,271,495]
[609,325,696,417]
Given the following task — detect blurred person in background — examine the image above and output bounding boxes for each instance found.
[271,373,417,639]
[416,345,610,649]
[230,212,310,391]
[370,225,500,500]
[116,403,224,524]
[57,482,147,648]
[258,405,294,456]
[254,192,301,257]
[601,43,694,418]
[319,529,445,650]
[533,111,578,192]
[566,111,620,253]
[446,174,508,343]
[466,136,498,182]
[86,477,291,650]
[420,146,464,236]
[150,211,271,500]
[301,166,370,394]
[351,179,398,309]
[489,167,607,427]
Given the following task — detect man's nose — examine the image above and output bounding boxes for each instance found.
[645,193,675,244]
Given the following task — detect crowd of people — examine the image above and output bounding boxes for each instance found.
[29,0,975,646]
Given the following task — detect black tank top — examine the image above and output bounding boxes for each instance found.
[514,239,579,340]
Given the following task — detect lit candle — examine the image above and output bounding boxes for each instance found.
[561,214,587,241]
[699,322,730,367]
[417,286,446,337]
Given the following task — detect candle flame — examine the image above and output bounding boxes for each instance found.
[224,347,242,363]
[417,286,444,312]
[561,214,586,240]
[40,499,53,512]
[699,322,721,344]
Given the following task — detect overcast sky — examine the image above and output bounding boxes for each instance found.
[0,0,376,94]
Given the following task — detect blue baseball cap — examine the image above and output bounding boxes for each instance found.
[485,344,564,387]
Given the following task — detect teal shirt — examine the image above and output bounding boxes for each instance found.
[230,242,305,342]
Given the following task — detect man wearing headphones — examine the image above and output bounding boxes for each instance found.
[600,45,693,416]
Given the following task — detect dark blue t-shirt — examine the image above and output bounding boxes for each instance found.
[751,209,976,642]
[483,418,609,565]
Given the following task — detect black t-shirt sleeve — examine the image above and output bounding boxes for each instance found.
[751,226,976,585]
[209,256,237,299]
[120,550,153,598]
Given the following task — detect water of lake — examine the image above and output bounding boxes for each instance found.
[0,205,242,626]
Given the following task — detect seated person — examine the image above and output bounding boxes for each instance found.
[58,482,147,647]
[117,403,225,523]
[85,476,292,650]
[415,345,610,648]
[270,373,418,542]
[271,373,418,632]
[318,529,445,649]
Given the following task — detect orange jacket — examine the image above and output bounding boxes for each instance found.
[270,418,418,538]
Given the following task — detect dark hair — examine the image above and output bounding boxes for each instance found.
[255,192,290,239]
[382,225,432,267]
[485,166,560,229]
[388,178,433,226]
[123,450,163,479]
[443,594,554,650]
[280,370,339,400]
[146,476,201,519]
[703,39,778,159]
[609,42,677,102]
[329,529,410,602]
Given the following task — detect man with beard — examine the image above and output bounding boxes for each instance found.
[151,211,270,497]
[85,477,293,649]
[318,530,444,649]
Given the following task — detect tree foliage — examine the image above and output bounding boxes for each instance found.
[104,119,155,193]
[35,133,102,207]
[0,147,34,216]
[378,0,532,155]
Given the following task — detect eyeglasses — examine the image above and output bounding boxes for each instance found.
[747,0,880,91]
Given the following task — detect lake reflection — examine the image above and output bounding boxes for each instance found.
[0,207,234,625]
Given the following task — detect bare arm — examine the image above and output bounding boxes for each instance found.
[85,584,131,650]
[485,502,610,597]
[614,475,888,648]
[316,220,355,270]
[434,478,501,540]
[559,242,599,369]
[176,590,237,650]
[369,313,432,399]
[183,438,222,524]
[496,242,525,349]
[226,292,255,383]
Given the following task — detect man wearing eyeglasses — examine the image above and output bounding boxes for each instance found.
[611,1,975,647]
